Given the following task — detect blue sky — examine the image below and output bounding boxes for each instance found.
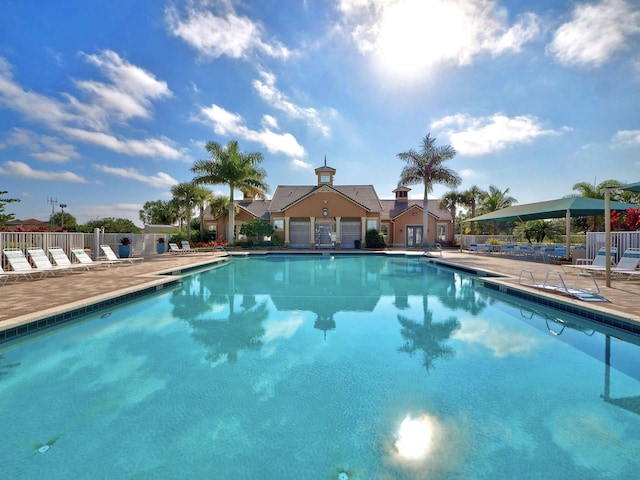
[1,0,639,227]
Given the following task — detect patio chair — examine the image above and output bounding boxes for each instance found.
[610,248,640,280]
[70,249,110,269]
[168,242,187,253]
[100,245,144,265]
[2,248,48,280]
[562,247,617,273]
[48,247,94,271]
[180,241,196,252]
[27,248,73,276]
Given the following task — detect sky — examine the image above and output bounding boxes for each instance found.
[1,0,639,227]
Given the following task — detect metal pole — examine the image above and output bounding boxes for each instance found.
[604,190,611,287]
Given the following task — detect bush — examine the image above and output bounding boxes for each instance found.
[365,229,386,248]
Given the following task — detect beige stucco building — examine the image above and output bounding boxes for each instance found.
[203,161,454,249]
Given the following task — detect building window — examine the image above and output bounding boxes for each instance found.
[320,175,330,183]
[367,219,377,231]
[273,219,284,230]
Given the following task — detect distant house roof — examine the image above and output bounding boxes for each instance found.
[4,218,50,230]
[269,184,382,213]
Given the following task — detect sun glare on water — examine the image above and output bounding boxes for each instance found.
[395,414,437,460]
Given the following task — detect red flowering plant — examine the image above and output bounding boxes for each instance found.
[611,208,640,231]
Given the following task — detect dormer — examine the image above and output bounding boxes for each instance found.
[315,157,336,186]
[393,186,410,203]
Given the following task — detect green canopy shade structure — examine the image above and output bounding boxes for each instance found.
[604,182,640,286]
[466,196,638,261]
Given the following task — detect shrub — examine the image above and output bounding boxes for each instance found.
[365,229,386,248]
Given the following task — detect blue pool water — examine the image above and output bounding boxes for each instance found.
[1,254,640,479]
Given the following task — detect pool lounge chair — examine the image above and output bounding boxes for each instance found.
[519,269,610,302]
[49,247,95,271]
[562,247,617,274]
[180,241,196,252]
[100,245,144,265]
[1,248,48,280]
[27,248,73,276]
[611,248,640,280]
[168,242,187,253]
[71,249,110,269]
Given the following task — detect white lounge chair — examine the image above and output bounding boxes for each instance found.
[48,247,95,271]
[563,247,617,274]
[180,241,196,252]
[610,248,640,280]
[100,244,144,265]
[2,248,48,280]
[27,248,73,276]
[71,249,110,269]
[168,242,187,253]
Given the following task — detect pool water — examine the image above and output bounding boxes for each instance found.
[1,255,639,479]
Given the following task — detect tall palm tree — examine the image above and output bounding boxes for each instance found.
[460,185,485,235]
[478,185,517,234]
[439,190,464,242]
[397,133,461,247]
[171,182,198,239]
[191,140,269,244]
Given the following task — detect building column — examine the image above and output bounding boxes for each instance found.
[310,217,316,249]
[284,217,290,247]
[361,217,367,246]
[335,216,341,249]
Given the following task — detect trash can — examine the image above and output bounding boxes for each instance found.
[354,240,361,249]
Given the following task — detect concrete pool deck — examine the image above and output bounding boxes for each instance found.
[1,248,639,338]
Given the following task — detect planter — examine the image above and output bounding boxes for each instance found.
[118,244,131,258]
[156,243,165,254]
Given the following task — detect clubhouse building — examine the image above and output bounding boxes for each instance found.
[203,160,454,249]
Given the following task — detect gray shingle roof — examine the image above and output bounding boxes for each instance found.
[268,184,382,213]
[379,199,452,221]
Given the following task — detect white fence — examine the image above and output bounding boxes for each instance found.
[586,231,640,263]
[0,231,168,262]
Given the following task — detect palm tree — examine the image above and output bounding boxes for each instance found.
[572,179,623,231]
[171,182,198,239]
[191,140,270,244]
[192,186,214,242]
[460,185,485,235]
[478,185,517,234]
[439,190,464,243]
[397,133,461,247]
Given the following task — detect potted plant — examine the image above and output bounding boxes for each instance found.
[119,236,131,258]
[156,237,166,254]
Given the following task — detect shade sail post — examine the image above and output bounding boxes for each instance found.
[605,190,612,287]
[565,210,571,261]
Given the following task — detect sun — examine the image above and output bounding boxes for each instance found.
[395,414,437,460]
[374,0,470,76]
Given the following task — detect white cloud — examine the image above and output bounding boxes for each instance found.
[62,127,183,159]
[547,0,640,68]
[460,168,481,178]
[611,129,640,148]
[252,70,331,136]
[337,0,540,73]
[432,113,566,156]
[6,128,80,163]
[0,160,88,182]
[93,164,178,188]
[290,158,313,170]
[165,1,291,60]
[0,53,180,159]
[199,104,306,157]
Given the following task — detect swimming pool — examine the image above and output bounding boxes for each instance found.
[1,254,639,479]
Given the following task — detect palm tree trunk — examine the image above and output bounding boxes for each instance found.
[422,192,429,247]
[228,186,235,244]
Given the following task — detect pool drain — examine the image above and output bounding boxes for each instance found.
[38,445,50,453]
[338,472,349,480]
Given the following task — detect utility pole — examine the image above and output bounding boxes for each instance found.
[47,197,58,229]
